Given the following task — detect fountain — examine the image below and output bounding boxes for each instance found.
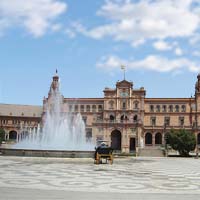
[0,72,95,157]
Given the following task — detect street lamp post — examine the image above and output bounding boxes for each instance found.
[163,122,167,157]
[194,94,199,159]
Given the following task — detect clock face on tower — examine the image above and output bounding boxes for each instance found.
[120,90,129,97]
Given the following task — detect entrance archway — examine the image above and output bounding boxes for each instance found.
[9,130,17,140]
[145,132,152,145]
[111,130,121,151]
[130,138,136,152]
[155,132,162,145]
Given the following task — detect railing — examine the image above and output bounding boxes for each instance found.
[95,119,138,124]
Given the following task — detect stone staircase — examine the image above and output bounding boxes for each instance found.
[138,146,164,157]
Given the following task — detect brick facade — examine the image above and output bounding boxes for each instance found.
[1,73,200,153]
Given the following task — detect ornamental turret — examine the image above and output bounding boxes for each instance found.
[195,73,200,93]
[51,70,59,91]
[48,70,60,97]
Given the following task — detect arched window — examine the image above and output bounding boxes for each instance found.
[9,130,17,140]
[133,115,138,122]
[86,105,90,112]
[145,133,152,145]
[150,105,154,112]
[121,115,128,121]
[75,105,78,112]
[121,115,124,121]
[175,105,179,112]
[162,105,166,112]
[181,105,186,112]
[98,105,103,112]
[110,115,115,121]
[92,105,96,112]
[156,105,160,112]
[169,105,173,112]
[155,132,162,145]
[80,105,84,112]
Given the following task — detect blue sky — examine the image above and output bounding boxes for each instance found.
[0,0,200,105]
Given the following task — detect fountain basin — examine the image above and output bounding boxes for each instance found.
[0,148,95,158]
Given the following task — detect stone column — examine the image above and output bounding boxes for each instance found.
[152,132,155,146]
[16,132,19,142]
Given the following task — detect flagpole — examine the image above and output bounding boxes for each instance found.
[121,65,126,80]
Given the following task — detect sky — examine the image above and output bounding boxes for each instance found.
[0,0,200,105]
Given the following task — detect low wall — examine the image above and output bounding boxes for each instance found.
[0,148,95,158]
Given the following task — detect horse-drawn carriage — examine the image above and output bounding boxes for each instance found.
[94,141,113,164]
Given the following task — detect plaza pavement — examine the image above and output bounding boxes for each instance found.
[0,156,200,199]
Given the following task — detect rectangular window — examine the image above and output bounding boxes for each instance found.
[69,105,73,112]
[75,105,79,112]
[122,102,126,110]
[2,120,7,125]
[151,117,156,126]
[82,116,87,124]
[179,117,184,126]
[164,117,170,126]
[86,128,92,140]
[81,105,84,112]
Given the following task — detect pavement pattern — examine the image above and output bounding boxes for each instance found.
[0,156,200,196]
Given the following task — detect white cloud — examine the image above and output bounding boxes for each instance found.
[175,48,183,56]
[65,28,76,38]
[193,50,200,56]
[97,55,200,73]
[74,0,200,46]
[153,40,172,51]
[131,38,145,47]
[51,23,62,32]
[189,33,200,44]
[0,0,67,37]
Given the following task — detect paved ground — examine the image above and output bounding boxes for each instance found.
[0,156,200,199]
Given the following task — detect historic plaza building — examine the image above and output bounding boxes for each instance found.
[1,72,200,154]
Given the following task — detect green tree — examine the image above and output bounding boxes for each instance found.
[0,128,5,144]
[167,129,196,157]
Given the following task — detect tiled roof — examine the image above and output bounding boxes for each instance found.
[0,104,43,118]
